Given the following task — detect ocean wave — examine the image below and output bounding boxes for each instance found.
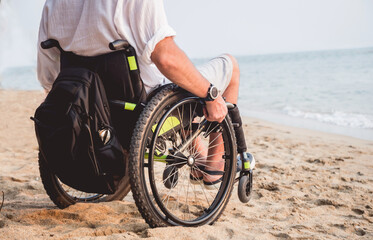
[283,106,373,129]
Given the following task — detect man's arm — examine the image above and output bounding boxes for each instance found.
[151,37,228,123]
[37,2,60,93]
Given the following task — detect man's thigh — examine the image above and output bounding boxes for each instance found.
[196,54,233,94]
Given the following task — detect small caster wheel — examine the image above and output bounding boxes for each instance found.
[238,172,253,203]
[163,165,178,189]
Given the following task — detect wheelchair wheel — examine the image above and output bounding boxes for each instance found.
[39,153,131,209]
[238,172,253,203]
[129,85,237,227]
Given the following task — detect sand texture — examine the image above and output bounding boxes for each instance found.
[0,90,372,239]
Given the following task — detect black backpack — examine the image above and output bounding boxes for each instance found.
[31,68,125,194]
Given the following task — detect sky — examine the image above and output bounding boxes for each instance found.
[164,0,373,58]
[0,0,373,65]
[0,0,45,69]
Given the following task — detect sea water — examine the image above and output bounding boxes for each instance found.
[236,48,373,141]
[1,48,373,140]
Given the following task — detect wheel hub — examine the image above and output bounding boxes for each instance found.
[187,156,195,166]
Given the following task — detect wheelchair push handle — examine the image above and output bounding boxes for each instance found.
[109,40,130,50]
[225,102,235,109]
[40,39,64,53]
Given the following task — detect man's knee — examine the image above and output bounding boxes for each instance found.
[226,54,239,86]
[226,54,239,69]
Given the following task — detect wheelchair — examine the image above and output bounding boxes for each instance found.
[38,39,255,227]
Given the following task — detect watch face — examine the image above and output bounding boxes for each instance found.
[211,86,219,99]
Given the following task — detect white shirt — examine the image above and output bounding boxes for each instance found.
[37,0,176,92]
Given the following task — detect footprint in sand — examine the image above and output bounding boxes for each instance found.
[355,227,366,236]
[352,208,364,215]
[314,198,345,208]
[258,182,279,191]
[306,158,325,165]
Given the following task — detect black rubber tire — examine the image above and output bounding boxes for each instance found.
[39,152,131,209]
[238,173,252,203]
[129,85,237,227]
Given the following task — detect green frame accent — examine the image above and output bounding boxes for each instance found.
[144,152,168,163]
[124,102,136,111]
[151,116,180,136]
[128,56,138,71]
[244,161,250,170]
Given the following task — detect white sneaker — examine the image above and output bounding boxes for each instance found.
[237,152,256,171]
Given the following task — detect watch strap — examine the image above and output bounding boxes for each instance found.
[204,83,215,101]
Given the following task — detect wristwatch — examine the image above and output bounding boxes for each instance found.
[204,83,219,101]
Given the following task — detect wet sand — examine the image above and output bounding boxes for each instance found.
[0,90,372,239]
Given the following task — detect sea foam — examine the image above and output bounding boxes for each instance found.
[283,106,373,129]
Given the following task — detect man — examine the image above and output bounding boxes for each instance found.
[37,0,240,185]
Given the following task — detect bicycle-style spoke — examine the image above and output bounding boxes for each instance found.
[165,153,187,162]
[195,152,226,163]
[207,132,223,148]
[162,167,179,185]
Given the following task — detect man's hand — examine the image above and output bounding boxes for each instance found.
[203,95,228,123]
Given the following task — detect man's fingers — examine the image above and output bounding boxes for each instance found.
[204,110,225,123]
[203,107,208,118]
[203,107,214,122]
[203,108,213,122]
[204,96,228,123]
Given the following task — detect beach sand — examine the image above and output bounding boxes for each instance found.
[0,90,372,239]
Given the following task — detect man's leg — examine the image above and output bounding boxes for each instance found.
[200,55,240,183]
[222,55,240,104]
